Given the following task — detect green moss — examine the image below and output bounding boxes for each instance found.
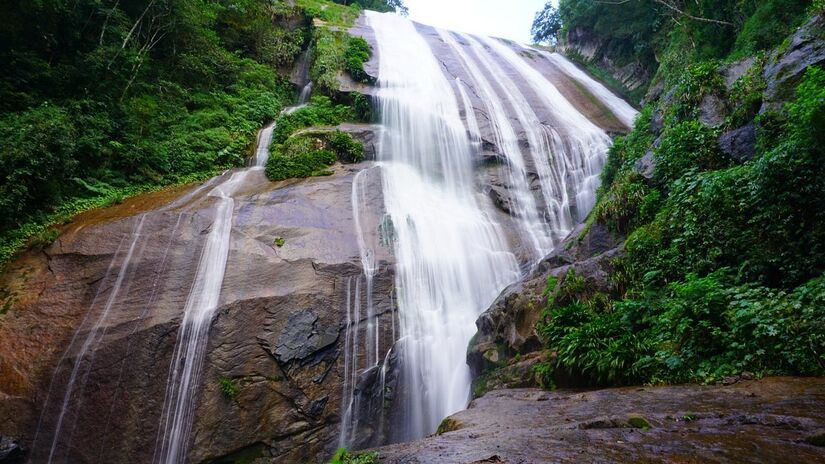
[273,237,285,248]
[219,377,239,401]
[436,417,462,435]
[266,129,364,182]
[344,37,374,83]
[627,415,651,429]
[806,431,825,447]
[328,448,379,464]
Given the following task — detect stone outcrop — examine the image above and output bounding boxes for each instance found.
[368,377,825,463]
[719,123,758,162]
[0,163,396,463]
[762,14,825,112]
[468,220,624,395]
[557,26,651,98]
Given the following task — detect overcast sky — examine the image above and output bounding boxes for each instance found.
[404,0,552,44]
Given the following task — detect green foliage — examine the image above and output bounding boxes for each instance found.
[219,377,239,401]
[732,0,811,59]
[0,0,301,266]
[540,53,825,388]
[653,121,729,186]
[436,417,461,435]
[265,95,365,182]
[553,0,814,92]
[538,269,825,386]
[532,2,563,44]
[273,237,285,248]
[328,130,366,163]
[266,149,337,181]
[329,448,379,464]
[298,0,362,27]
[351,92,373,122]
[273,96,353,144]
[311,28,373,94]
[344,37,373,83]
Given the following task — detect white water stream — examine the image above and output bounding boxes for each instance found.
[361,10,522,441]
[339,12,634,445]
[154,108,284,462]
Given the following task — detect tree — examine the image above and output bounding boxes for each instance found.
[532,2,563,44]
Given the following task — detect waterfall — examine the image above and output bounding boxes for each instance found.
[361,10,521,441]
[154,118,283,463]
[31,215,147,463]
[476,36,614,220]
[299,81,314,104]
[339,12,633,447]
[540,52,638,129]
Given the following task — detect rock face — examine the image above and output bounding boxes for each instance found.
[369,377,825,463]
[719,124,758,162]
[762,14,825,112]
[468,220,623,395]
[558,26,651,97]
[0,164,396,463]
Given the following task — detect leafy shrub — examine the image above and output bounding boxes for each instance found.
[344,37,373,83]
[266,149,336,181]
[329,448,379,464]
[328,130,365,163]
[0,104,77,230]
[537,51,825,389]
[266,130,364,181]
[273,96,353,144]
[654,120,729,186]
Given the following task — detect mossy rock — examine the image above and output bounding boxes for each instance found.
[807,430,825,447]
[627,414,651,429]
[436,417,462,435]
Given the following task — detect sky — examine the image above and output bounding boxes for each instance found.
[403,0,553,44]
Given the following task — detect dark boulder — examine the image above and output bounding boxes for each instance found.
[719,124,758,162]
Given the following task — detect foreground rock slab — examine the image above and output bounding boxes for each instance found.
[371,377,825,463]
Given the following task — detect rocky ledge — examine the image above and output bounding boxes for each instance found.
[369,377,825,463]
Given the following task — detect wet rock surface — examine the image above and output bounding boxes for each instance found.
[559,27,651,95]
[370,377,825,464]
[763,14,825,112]
[0,436,24,463]
[468,220,624,395]
[0,163,397,463]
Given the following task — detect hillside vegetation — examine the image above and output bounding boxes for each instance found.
[532,1,825,386]
[0,0,397,266]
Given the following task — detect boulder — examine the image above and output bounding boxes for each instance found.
[699,94,728,127]
[762,14,825,112]
[634,150,656,180]
[721,57,756,89]
[719,124,757,162]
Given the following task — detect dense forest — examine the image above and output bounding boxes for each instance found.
[0,0,394,265]
[531,0,825,386]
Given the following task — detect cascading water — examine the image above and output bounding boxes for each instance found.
[299,81,314,104]
[540,52,638,129]
[340,12,635,447]
[477,35,614,220]
[32,215,147,463]
[154,116,281,463]
[24,9,637,461]
[357,10,522,441]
